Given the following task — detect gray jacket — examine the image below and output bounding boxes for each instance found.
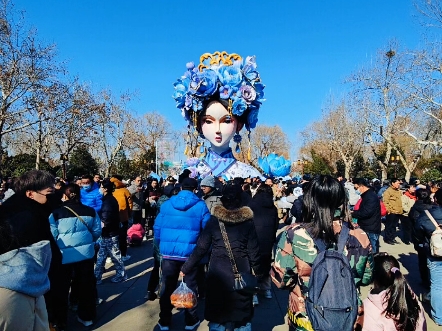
[128,184,144,211]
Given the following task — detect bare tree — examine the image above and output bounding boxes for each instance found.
[235,125,291,168]
[301,99,366,179]
[50,81,102,168]
[124,111,178,172]
[0,0,61,168]
[93,89,133,177]
[349,43,423,182]
[414,0,442,28]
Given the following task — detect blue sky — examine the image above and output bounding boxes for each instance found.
[15,0,425,158]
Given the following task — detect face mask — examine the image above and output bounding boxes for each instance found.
[356,190,361,195]
[99,188,105,195]
[82,185,91,191]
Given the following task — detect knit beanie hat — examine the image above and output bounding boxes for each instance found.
[201,176,215,188]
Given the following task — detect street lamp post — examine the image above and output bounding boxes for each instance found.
[60,154,68,179]
[390,155,400,178]
[297,159,307,174]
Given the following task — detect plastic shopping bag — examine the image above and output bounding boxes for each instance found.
[170,280,197,309]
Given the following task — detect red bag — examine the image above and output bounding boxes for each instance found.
[380,201,387,217]
[353,199,362,211]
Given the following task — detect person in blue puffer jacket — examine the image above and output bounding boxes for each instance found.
[80,174,102,213]
[49,183,101,329]
[154,177,211,331]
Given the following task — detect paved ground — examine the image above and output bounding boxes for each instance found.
[66,223,441,331]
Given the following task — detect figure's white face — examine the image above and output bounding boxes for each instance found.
[201,101,239,152]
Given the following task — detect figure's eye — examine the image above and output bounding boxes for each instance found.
[204,119,213,124]
[224,116,233,124]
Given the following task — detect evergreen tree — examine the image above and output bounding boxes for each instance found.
[67,145,98,179]
[1,154,53,177]
[304,150,332,175]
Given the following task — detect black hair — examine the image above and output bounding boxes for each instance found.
[302,175,352,243]
[256,183,273,196]
[220,183,243,210]
[353,178,368,187]
[0,218,15,255]
[390,178,399,184]
[372,254,421,331]
[101,178,115,193]
[81,174,93,182]
[111,174,123,181]
[179,169,191,184]
[63,183,81,202]
[416,189,431,204]
[434,189,442,205]
[233,177,244,186]
[14,170,55,194]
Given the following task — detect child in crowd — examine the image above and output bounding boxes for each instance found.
[363,254,427,331]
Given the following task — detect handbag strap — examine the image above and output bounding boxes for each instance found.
[424,210,441,230]
[218,221,240,276]
[64,206,92,233]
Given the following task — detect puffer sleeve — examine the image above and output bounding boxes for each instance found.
[271,228,298,289]
[181,218,214,274]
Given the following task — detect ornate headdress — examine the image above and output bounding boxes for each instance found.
[173,51,265,133]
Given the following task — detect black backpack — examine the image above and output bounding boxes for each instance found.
[305,222,358,331]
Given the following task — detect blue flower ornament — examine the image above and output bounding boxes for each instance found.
[258,153,292,177]
[172,51,265,130]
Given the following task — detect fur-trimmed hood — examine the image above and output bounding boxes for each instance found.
[212,205,253,223]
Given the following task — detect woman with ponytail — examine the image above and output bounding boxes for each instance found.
[363,254,427,331]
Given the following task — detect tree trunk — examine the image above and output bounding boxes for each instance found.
[35,147,40,170]
[0,135,3,172]
[405,169,412,183]
[344,160,352,180]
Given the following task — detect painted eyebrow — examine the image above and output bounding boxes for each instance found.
[202,115,215,120]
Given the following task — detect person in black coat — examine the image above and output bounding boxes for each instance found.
[414,188,442,324]
[351,178,381,253]
[94,178,127,284]
[409,188,432,290]
[248,184,278,300]
[0,170,62,326]
[181,184,261,331]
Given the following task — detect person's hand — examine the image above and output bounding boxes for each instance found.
[179,271,185,278]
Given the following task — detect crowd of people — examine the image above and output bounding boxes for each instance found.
[0,169,441,331]
[1,51,441,331]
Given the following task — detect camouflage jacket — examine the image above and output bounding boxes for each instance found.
[271,221,373,330]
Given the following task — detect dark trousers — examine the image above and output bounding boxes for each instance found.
[384,213,400,241]
[415,244,430,289]
[132,210,145,228]
[119,222,128,257]
[159,259,199,326]
[69,269,99,306]
[147,255,160,293]
[401,216,412,243]
[53,259,96,325]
